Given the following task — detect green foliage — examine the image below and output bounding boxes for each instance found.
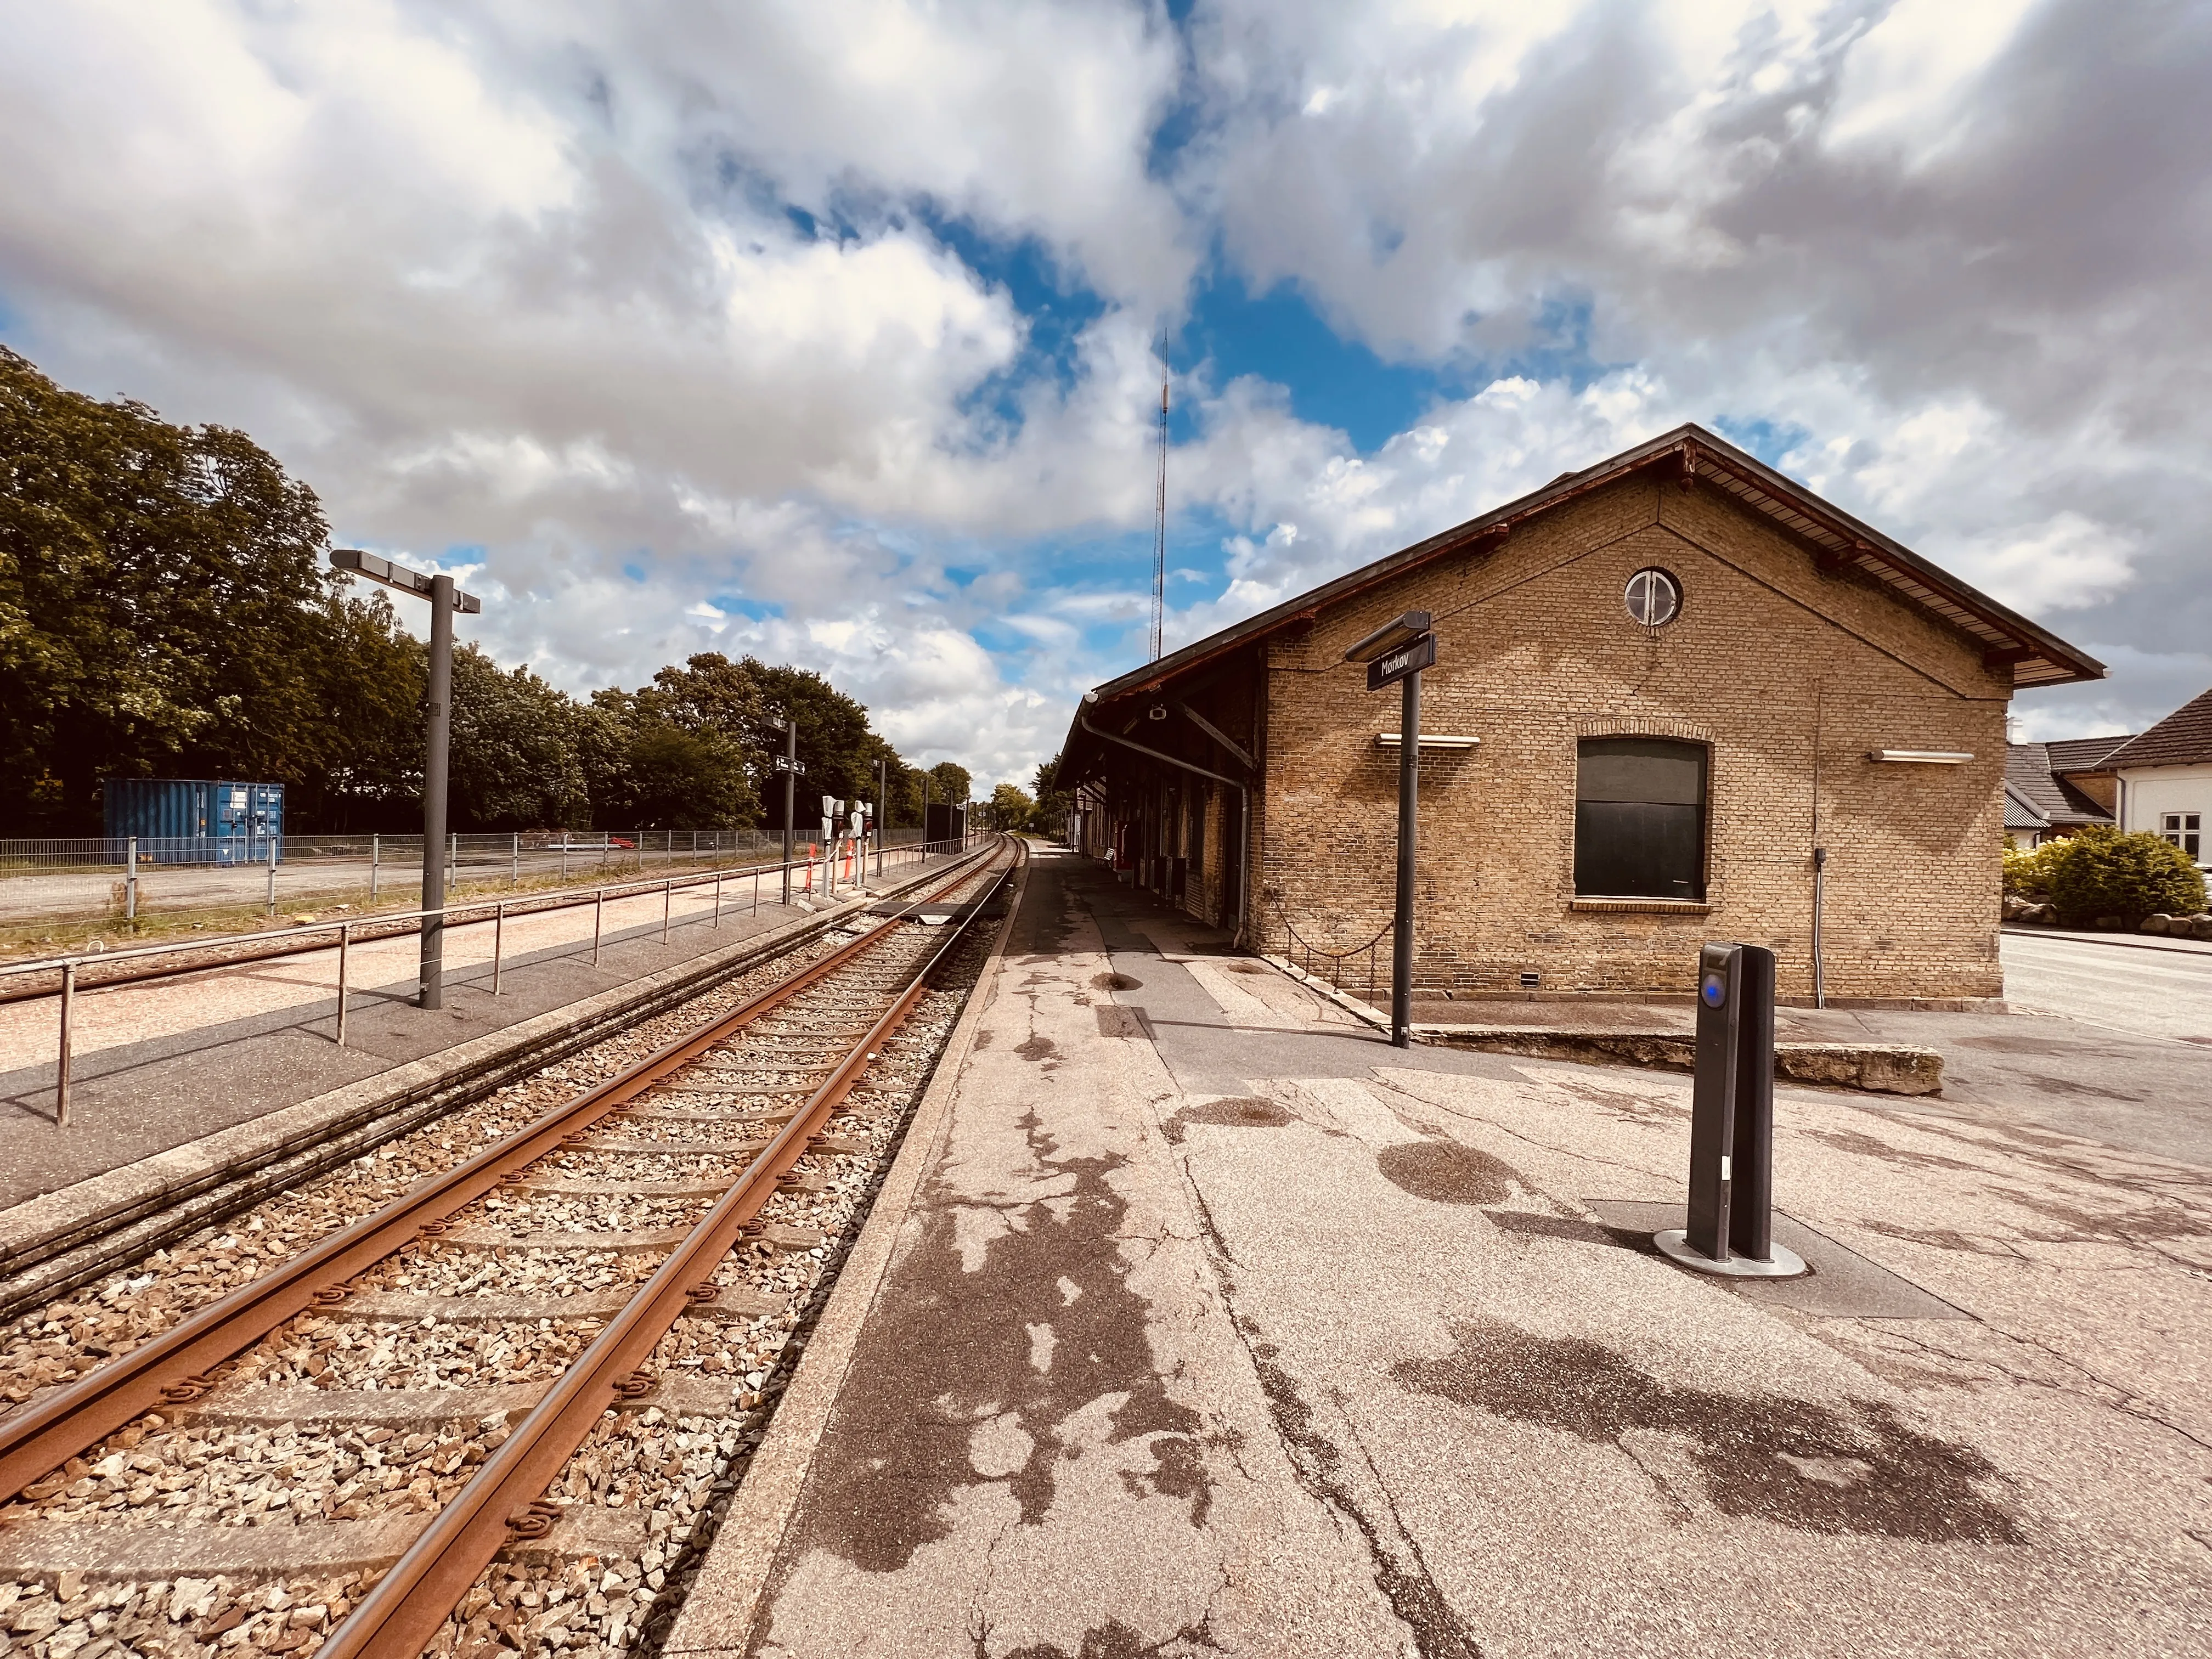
[589,653,765,830]
[0,350,959,834]
[448,646,593,830]
[747,661,876,805]
[986,782,1036,830]
[0,345,416,830]
[1031,749,1070,834]
[612,724,756,829]
[2002,838,2066,899]
[927,760,971,805]
[2045,828,2207,925]
[636,652,767,739]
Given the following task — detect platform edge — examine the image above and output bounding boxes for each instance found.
[659,849,1030,1658]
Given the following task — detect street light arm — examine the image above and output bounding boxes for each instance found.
[331,549,482,613]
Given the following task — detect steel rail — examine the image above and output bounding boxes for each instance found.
[0,850,995,1505]
[321,848,1018,1658]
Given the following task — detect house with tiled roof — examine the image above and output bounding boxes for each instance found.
[2101,686,2212,867]
[2002,733,2132,848]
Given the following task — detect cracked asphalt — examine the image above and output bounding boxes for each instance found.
[699,849,2212,1658]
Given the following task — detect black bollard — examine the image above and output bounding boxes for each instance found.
[1655,941,1807,1278]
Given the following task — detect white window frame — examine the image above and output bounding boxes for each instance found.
[2161,811,2202,860]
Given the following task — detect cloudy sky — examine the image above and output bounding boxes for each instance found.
[3,0,2207,788]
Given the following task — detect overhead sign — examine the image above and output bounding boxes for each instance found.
[1365,630,1436,692]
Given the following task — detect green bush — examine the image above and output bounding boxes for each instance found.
[2002,838,2065,898]
[2046,828,2207,926]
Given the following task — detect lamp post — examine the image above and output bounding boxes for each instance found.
[331,549,482,1009]
[1345,609,1436,1049]
[775,719,802,905]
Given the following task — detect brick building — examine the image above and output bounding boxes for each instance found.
[1056,425,2103,1005]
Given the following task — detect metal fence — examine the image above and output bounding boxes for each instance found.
[0,826,936,928]
[0,827,931,873]
[3,832,980,1125]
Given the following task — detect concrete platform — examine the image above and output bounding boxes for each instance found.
[667,847,2212,1659]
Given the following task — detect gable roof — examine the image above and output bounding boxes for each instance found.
[2042,733,2136,771]
[2100,686,2212,770]
[2005,742,2121,829]
[1077,423,2106,721]
[2004,780,2051,832]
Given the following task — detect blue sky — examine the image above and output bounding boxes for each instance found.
[1,0,2205,785]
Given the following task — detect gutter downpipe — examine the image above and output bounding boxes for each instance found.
[1811,846,1827,1009]
[1079,697,1251,950]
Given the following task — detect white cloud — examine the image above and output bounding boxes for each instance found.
[3,0,2208,793]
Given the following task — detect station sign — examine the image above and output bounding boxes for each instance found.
[1365,630,1436,692]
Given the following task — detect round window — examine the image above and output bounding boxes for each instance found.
[1624,568,1681,627]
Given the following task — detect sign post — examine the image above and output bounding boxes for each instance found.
[1344,611,1436,1049]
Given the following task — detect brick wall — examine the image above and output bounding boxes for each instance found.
[1240,472,2009,1002]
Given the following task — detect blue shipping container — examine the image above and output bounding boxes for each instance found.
[103,779,285,866]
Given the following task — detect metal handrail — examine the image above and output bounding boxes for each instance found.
[1278,913,1395,1005]
[0,838,970,983]
[8,835,979,1124]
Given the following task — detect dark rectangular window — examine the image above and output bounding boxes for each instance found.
[1575,738,1707,900]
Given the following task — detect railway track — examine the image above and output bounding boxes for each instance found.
[0,839,1019,1658]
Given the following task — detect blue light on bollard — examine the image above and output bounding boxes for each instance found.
[1656,941,1808,1279]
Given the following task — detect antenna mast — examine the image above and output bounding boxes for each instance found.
[1151,337,1169,661]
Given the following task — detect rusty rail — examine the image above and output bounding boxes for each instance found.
[0,847,999,1504]
[323,850,1016,1657]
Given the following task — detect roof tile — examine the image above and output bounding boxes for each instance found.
[2101,686,2212,770]
[2004,742,2119,827]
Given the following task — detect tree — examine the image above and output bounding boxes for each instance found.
[0,347,980,838]
[582,686,757,830]
[291,589,426,831]
[927,760,972,806]
[988,782,1035,830]
[742,659,879,823]
[1031,749,1071,838]
[619,724,756,828]
[0,346,398,830]
[447,645,593,830]
[635,652,767,743]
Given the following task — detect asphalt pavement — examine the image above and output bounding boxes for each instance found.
[2000,927,2212,1042]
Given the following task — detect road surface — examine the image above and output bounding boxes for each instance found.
[2000,928,2212,1043]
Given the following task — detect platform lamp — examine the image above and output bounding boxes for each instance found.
[331,549,482,1010]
